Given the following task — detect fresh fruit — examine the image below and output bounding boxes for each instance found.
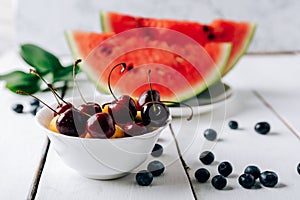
[238,173,255,189]
[138,90,160,109]
[49,115,60,133]
[211,175,227,190]
[86,112,115,138]
[259,171,278,188]
[228,120,238,129]
[297,163,300,175]
[255,122,271,135]
[56,108,89,137]
[147,160,165,177]
[100,11,256,75]
[65,30,231,103]
[12,103,24,113]
[203,128,217,141]
[151,143,163,157]
[78,102,102,116]
[195,168,210,183]
[218,161,233,177]
[141,102,170,127]
[123,122,148,137]
[244,165,261,180]
[199,151,215,165]
[110,125,125,138]
[30,98,40,107]
[136,170,153,186]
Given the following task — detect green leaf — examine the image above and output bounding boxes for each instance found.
[0,71,41,94]
[20,44,63,75]
[52,64,80,83]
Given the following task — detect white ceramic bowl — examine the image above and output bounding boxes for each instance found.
[35,96,171,180]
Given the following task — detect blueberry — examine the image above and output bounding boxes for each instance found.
[151,143,163,157]
[136,170,153,186]
[218,161,233,177]
[238,173,255,189]
[195,168,210,183]
[255,122,270,135]
[211,175,227,190]
[30,98,40,107]
[12,103,24,113]
[297,163,300,175]
[244,165,261,179]
[203,128,217,141]
[30,106,42,116]
[228,120,238,129]
[259,171,278,187]
[199,151,215,165]
[147,160,165,177]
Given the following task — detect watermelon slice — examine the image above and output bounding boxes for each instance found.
[65,29,231,102]
[101,11,256,75]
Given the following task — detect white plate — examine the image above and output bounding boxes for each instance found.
[169,82,234,117]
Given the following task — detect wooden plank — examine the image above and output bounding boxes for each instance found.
[223,54,300,135]
[174,89,300,199]
[35,123,194,199]
[0,53,49,199]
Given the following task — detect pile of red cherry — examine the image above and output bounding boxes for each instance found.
[21,62,171,139]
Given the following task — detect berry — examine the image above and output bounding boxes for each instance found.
[297,163,300,175]
[147,160,165,177]
[259,171,278,187]
[194,168,210,183]
[151,143,163,157]
[138,90,160,109]
[255,122,270,135]
[211,175,227,190]
[12,103,24,113]
[218,161,233,177]
[30,98,40,107]
[203,128,217,141]
[228,120,238,129]
[238,174,255,189]
[136,170,153,186]
[123,122,148,137]
[30,106,42,116]
[244,165,261,179]
[199,151,215,165]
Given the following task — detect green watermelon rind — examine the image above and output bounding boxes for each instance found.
[101,11,112,32]
[222,23,256,76]
[65,30,231,103]
[64,30,109,94]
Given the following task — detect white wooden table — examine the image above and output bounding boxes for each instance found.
[1,51,300,200]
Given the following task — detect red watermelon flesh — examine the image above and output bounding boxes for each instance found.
[101,11,256,75]
[65,28,231,102]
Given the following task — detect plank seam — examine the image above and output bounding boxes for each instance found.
[253,90,300,140]
[27,138,50,200]
[169,124,197,200]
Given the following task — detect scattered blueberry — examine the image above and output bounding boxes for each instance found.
[203,128,217,141]
[136,170,153,186]
[244,165,261,180]
[218,161,233,177]
[238,173,255,189]
[29,98,40,107]
[151,143,163,157]
[259,171,278,187]
[211,175,227,190]
[255,122,271,135]
[199,151,215,165]
[12,103,24,113]
[297,163,300,175]
[228,120,238,129]
[195,168,210,183]
[30,106,42,116]
[147,160,165,177]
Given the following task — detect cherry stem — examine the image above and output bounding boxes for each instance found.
[30,69,69,106]
[108,63,126,101]
[73,59,87,104]
[147,69,157,112]
[161,101,193,121]
[16,90,60,115]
